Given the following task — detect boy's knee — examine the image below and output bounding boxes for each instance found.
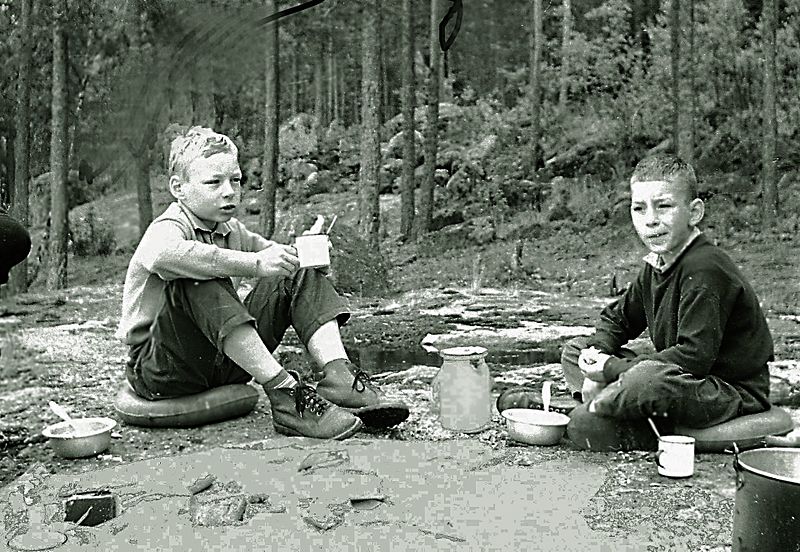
[592,360,680,419]
[618,360,676,396]
[169,277,233,293]
[565,336,592,352]
[567,404,625,452]
[561,336,591,362]
[567,403,659,452]
[166,278,238,308]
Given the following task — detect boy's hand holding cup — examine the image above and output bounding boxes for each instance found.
[578,347,611,382]
[578,346,612,411]
[294,215,334,269]
[255,243,299,278]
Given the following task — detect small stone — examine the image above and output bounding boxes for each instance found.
[185,473,216,495]
[191,495,247,527]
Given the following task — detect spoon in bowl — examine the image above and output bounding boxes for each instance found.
[49,401,77,435]
[542,381,552,413]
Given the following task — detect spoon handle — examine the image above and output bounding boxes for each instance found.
[542,381,552,412]
[49,401,73,422]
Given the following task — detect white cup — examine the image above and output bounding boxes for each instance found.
[655,435,695,478]
[295,234,330,268]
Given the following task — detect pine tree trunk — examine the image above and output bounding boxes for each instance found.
[314,51,324,149]
[761,0,778,227]
[416,0,440,239]
[558,0,571,112]
[670,0,681,155]
[261,0,279,238]
[529,0,543,169]
[359,0,381,249]
[2,141,13,208]
[379,6,388,128]
[327,34,335,124]
[686,0,695,164]
[486,1,497,92]
[332,56,340,122]
[135,148,152,238]
[400,0,416,242]
[130,9,152,237]
[10,0,32,293]
[47,0,69,290]
[337,62,344,123]
[291,46,299,116]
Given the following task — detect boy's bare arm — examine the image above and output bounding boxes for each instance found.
[137,221,263,280]
[231,218,276,252]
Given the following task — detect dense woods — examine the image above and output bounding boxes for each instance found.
[0,0,797,290]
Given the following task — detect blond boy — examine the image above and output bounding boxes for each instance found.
[117,126,409,440]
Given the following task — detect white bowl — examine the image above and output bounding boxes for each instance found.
[502,408,570,446]
[42,417,117,459]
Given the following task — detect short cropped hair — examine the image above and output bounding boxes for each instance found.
[630,154,698,201]
[168,126,238,179]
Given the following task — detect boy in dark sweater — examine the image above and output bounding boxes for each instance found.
[504,155,773,451]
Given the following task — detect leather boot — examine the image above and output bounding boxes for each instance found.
[315,360,410,429]
[264,371,362,440]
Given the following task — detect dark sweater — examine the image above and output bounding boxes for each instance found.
[587,234,773,408]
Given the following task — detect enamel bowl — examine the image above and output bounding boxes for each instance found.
[502,408,570,446]
[42,417,117,459]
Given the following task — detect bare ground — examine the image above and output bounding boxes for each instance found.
[1,191,799,550]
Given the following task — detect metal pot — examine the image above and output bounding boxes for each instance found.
[732,446,800,551]
[42,417,116,459]
[501,408,570,446]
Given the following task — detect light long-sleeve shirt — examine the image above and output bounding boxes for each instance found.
[116,202,272,345]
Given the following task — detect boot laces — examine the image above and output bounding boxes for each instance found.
[351,369,374,393]
[293,383,329,417]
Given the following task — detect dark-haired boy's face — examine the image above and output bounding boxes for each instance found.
[170,152,242,226]
[630,179,703,256]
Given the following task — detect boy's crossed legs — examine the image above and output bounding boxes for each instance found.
[126,269,409,439]
[560,336,765,451]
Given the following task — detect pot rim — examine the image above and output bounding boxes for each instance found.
[736,447,800,487]
[439,346,488,359]
[501,408,570,427]
[42,417,117,440]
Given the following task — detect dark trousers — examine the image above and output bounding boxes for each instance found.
[126,269,349,400]
[561,336,767,451]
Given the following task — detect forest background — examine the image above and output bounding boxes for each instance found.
[0,0,798,307]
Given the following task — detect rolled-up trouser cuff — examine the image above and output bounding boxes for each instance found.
[245,267,350,351]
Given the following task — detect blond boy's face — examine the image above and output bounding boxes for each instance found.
[629,179,704,256]
[169,151,242,226]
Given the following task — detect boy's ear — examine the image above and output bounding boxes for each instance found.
[168,175,183,200]
[689,197,705,226]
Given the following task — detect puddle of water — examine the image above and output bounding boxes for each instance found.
[346,346,562,374]
[346,347,441,373]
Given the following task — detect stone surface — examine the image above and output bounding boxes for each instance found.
[1,439,665,551]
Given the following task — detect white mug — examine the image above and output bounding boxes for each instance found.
[655,435,695,478]
[295,234,331,268]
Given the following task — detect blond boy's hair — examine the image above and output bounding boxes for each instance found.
[630,154,698,202]
[168,126,238,179]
